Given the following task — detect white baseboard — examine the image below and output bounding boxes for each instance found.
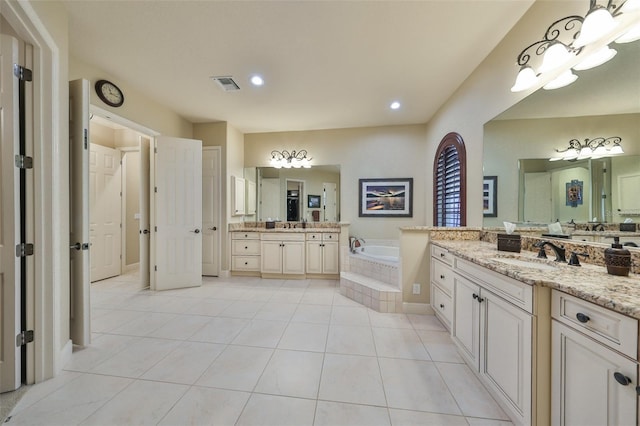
[57,339,73,374]
[220,269,231,278]
[123,263,139,273]
[402,302,434,315]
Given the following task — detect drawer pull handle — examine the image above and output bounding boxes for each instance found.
[614,372,632,386]
[244,262,248,265]
[472,293,478,300]
[439,304,445,309]
[440,274,445,279]
[576,312,590,323]
[440,253,445,257]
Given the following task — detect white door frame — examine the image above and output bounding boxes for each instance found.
[202,146,221,276]
[120,147,140,274]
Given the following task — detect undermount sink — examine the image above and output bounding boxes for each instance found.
[489,256,558,271]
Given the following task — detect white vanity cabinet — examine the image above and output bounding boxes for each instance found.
[430,245,454,330]
[260,233,306,276]
[306,233,339,275]
[551,290,638,426]
[231,232,261,273]
[451,257,536,426]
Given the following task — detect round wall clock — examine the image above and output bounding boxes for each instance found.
[95,79,124,107]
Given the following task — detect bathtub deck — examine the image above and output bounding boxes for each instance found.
[340,271,402,313]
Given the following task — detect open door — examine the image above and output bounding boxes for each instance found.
[69,79,91,347]
[1,34,22,393]
[139,137,151,287]
[152,136,202,291]
[202,147,220,276]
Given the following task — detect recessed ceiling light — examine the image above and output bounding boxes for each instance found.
[390,101,401,110]
[251,75,264,86]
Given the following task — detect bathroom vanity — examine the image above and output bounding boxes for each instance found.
[430,239,639,426]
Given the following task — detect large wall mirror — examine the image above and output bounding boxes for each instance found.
[483,39,640,228]
[244,165,340,223]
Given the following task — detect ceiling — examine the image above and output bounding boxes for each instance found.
[63,1,534,134]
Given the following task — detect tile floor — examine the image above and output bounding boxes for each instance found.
[6,274,513,426]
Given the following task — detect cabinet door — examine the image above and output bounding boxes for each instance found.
[552,321,638,426]
[452,274,481,369]
[261,240,283,274]
[282,241,305,274]
[232,176,245,216]
[482,291,532,424]
[322,241,339,274]
[306,241,323,274]
[431,283,452,331]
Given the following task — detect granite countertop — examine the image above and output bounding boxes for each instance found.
[571,230,640,238]
[431,239,640,320]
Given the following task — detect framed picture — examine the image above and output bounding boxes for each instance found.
[483,176,498,217]
[566,179,583,207]
[358,178,413,217]
[307,194,321,208]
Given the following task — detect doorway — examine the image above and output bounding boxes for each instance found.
[286,179,304,221]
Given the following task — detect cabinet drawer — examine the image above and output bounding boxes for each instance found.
[306,233,322,241]
[232,232,260,240]
[432,283,452,330]
[322,233,339,241]
[261,232,305,242]
[232,240,261,255]
[232,256,260,271]
[431,244,454,266]
[432,260,454,295]
[552,290,638,359]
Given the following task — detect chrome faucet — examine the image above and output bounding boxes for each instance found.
[534,240,566,262]
[350,237,365,253]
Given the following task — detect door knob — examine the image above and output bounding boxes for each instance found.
[192,229,201,234]
[70,242,82,250]
[614,372,632,386]
[140,229,150,235]
[209,227,217,231]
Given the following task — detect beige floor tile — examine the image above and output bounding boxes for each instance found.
[219,300,265,319]
[188,316,249,343]
[254,349,324,398]
[158,386,250,426]
[315,401,391,426]
[235,393,316,426]
[326,325,376,356]
[465,418,514,426]
[406,314,447,331]
[108,311,177,336]
[188,298,233,316]
[368,311,414,329]
[64,334,136,372]
[90,337,179,378]
[318,354,386,406]
[388,408,469,425]
[231,319,288,348]
[372,328,431,360]
[141,341,225,384]
[253,301,298,321]
[436,363,510,420]
[196,345,273,391]
[81,379,188,425]
[291,304,332,324]
[378,357,460,415]
[278,322,329,352]
[148,313,211,340]
[416,330,465,363]
[331,306,371,326]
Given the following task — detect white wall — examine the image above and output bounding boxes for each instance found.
[245,124,427,239]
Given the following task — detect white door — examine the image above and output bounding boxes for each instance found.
[1,34,22,392]
[69,79,91,346]
[202,147,220,276]
[139,137,151,288]
[260,178,280,221]
[323,182,337,222]
[524,172,551,223]
[153,136,202,291]
[89,143,122,282]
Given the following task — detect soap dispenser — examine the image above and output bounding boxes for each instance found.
[604,237,631,277]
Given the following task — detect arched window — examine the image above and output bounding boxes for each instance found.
[433,132,466,226]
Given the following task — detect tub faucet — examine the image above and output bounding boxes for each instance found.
[350,237,365,253]
[534,240,566,262]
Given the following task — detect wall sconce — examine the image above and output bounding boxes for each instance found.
[270,150,312,169]
[549,136,624,161]
[511,0,640,93]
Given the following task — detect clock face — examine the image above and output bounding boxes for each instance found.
[95,80,124,107]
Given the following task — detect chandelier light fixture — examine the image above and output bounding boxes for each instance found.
[269,150,312,169]
[549,136,624,161]
[511,0,640,93]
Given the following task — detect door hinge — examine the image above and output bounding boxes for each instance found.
[155,226,158,232]
[16,330,34,347]
[84,128,88,150]
[154,265,157,271]
[15,155,33,169]
[16,243,34,257]
[13,64,33,81]
[154,187,158,193]
[154,147,158,153]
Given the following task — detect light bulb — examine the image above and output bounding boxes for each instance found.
[511,66,539,92]
[574,7,618,48]
[543,70,578,90]
[539,42,573,73]
[573,46,617,70]
[616,23,640,43]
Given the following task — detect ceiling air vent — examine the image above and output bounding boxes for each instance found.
[211,76,240,92]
